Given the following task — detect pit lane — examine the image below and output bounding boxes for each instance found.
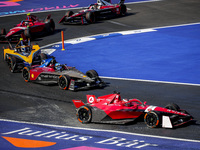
[0,0,200,146]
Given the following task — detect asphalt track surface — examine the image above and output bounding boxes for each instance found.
[0,0,200,142]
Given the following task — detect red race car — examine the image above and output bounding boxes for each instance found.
[0,13,55,42]
[73,92,194,128]
[59,0,127,25]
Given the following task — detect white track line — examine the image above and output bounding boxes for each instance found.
[100,76,200,87]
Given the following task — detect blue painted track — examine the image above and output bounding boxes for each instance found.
[44,23,200,85]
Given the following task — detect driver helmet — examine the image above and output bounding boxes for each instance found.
[21,46,26,52]
[41,59,46,64]
[55,63,62,71]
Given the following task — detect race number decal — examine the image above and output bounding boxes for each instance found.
[144,106,157,112]
[88,96,94,103]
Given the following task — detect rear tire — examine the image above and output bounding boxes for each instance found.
[66,11,74,17]
[65,11,74,22]
[49,19,55,34]
[144,111,160,128]
[86,12,96,23]
[77,106,92,123]
[39,53,47,61]
[1,28,6,35]
[45,19,55,34]
[24,28,31,39]
[120,4,127,16]
[22,67,30,82]
[58,75,70,90]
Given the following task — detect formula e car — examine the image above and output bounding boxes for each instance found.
[3,38,49,72]
[22,57,105,91]
[72,92,193,128]
[0,13,55,42]
[59,0,127,24]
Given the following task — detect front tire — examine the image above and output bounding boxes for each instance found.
[8,56,16,73]
[144,111,160,128]
[22,67,30,82]
[86,69,99,78]
[76,106,92,123]
[58,75,70,90]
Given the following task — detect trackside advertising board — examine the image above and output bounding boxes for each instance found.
[0,119,200,150]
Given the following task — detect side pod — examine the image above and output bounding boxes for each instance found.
[72,100,85,108]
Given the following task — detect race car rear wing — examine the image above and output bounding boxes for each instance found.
[72,100,85,108]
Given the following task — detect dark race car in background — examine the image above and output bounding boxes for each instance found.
[59,0,127,25]
[22,57,105,91]
[73,92,194,128]
[0,13,55,42]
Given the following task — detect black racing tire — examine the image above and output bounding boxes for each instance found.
[1,28,6,35]
[49,19,55,33]
[86,12,96,23]
[86,69,99,78]
[24,28,31,39]
[8,56,16,73]
[22,67,30,82]
[45,19,55,34]
[144,111,160,128]
[65,11,74,22]
[86,69,102,83]
[120,4,127,16]
[76,106,92,124]
[39,53,47,61]
[165,103,180,111]
[66,11,74,17]
[58,75,70,90]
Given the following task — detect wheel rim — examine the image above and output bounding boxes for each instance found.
[78,108,90,122]
[59,77,67,89]
[145,113,158,127]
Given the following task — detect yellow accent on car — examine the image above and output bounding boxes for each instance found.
[3,44,40,65]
